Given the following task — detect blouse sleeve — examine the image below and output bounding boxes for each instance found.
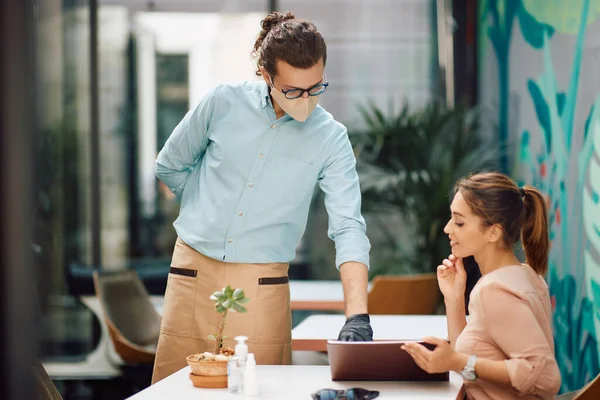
[479,282,561,395]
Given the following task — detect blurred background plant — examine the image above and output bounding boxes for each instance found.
[349,101,500,278]
[33,121,81,313]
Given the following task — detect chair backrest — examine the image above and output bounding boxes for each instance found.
[367,274,439,315]
[32,362,63,400]
[92,269,161,348]
[573,372,600,400]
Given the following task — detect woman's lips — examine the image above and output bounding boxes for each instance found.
[450,240,458,247]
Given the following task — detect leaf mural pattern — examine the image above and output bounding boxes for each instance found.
[481,0,521,172]
[521,0,600,34]
[508,0,600,392]
[481,0,556,172]
[551,270,600,391]
[523,0,595,150]
[582,95,600,364]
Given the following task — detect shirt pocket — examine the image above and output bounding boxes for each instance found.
[262,156,317,205]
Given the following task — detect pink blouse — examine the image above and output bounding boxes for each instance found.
[455,264,561,399]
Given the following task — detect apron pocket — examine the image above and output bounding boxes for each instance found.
[170,267,197,278]
[258,276,289,285]
[254,278,291,344]
[161,271,196,337]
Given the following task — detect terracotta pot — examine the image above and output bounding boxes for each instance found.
[186,356,228,376]
[188,372,227,388]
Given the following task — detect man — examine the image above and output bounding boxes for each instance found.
[152,12,373,384]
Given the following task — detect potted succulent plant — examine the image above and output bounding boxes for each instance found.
[187,285,249,388]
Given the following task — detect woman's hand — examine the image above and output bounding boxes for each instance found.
[437,254,467,302]
[401,337,466,374]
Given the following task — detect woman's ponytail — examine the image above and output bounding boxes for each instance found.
[521,186,550,275]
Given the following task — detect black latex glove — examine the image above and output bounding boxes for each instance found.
[337,313,374,341]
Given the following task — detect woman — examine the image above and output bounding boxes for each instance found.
[402,172,561,399]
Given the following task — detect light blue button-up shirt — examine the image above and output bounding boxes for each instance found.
[156,80,370,269]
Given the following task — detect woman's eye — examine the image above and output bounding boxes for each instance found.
[455,222,464,227]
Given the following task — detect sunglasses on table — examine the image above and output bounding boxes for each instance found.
[311,387,380,400]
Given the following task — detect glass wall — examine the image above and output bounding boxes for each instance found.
[131,11,265,260]
[33,1,441,396]
[35,0,94,362]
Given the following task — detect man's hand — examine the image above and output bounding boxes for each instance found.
[339,262,369,317]
[337,313,374,341]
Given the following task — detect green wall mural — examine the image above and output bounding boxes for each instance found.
[480,0,600,392]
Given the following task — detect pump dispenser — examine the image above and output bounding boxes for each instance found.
[234,335,248,366]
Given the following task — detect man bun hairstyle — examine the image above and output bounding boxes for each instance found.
[252,11,327,77]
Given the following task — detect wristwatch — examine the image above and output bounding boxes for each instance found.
[460,355,478,381]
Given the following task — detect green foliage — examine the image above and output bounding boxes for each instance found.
[33,121,80,310]
[350,101,500,276]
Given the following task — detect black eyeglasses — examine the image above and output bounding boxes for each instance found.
[270,75,329,99]
[311,387,380,400]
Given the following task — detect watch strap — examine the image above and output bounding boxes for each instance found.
[466,354,477,371]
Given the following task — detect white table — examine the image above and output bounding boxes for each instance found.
[292,315,448,351]
[290,280,358,311]
[127,366,462,399]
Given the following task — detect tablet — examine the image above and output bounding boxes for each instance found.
[327,340,450,381]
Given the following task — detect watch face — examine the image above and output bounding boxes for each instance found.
[462,370,477,381]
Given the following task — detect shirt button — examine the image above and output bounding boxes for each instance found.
[227,238,233,243]
[259,153,264,159]
[248,182,254,187]
[238,211,243,216]
[270,124,276,129]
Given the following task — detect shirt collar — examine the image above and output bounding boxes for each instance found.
[260,81,271,109]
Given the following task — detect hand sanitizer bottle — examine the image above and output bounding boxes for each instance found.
[243,353,258,398]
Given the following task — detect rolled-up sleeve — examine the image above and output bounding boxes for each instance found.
[155,85,220,199]
[318,128,371,269]
[480,282,561,395]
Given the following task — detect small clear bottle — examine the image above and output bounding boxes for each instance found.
[227,356,242,394]
[243,353,259,398]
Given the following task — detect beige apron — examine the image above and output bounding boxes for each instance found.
[151,237,292,384]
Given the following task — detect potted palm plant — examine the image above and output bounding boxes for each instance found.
[187,285,249,388]
[350,100,500,277]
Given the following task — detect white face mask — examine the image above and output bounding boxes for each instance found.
[269,82,320,122]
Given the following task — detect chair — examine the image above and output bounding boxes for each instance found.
[68,259,171,298]
[32,362,63,400]
[367,274,439,315]
[92,269,161,365]
[556,373,600,400]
